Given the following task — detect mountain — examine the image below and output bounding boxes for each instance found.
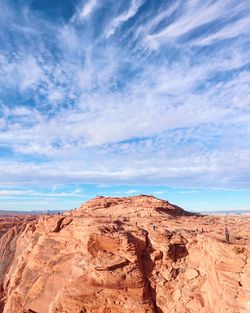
[0,195,249,313]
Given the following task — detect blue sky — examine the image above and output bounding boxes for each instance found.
[0,0,250,211]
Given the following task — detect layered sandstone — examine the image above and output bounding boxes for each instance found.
[0,195,249,313]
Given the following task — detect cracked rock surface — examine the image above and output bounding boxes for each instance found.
[0,195,249,313]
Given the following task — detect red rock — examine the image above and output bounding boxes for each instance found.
[184,268,199,280]
[0,196,249,313]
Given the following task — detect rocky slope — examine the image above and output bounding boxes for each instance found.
[0,195,249,313]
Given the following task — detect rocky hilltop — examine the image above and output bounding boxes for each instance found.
[0,195,249,313]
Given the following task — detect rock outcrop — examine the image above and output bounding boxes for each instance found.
[0,195,249,313]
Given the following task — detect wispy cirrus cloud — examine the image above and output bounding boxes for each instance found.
[79,0,98,20]
[0,0,250,210]
[192,16,250,46]
[105,0,145,38]
[143,0,250,49]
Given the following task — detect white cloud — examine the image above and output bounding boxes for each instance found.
[105,0,145,38]
[47,89,65,104]
[79,0,98,19]
[133,0,181,40]
[143,0,250,49]
[0,0,249,195]
[192,16,250,46]
[0,55,45,92]
[125,189,138,194]
[0,118,5,129]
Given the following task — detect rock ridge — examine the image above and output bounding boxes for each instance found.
[0,195,249,313]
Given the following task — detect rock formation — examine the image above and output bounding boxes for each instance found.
[0,195,249,313]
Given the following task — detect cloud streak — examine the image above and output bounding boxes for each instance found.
[79,0,98,19]
[143,0,250,48]
[105,0,145,38]
[0,0,249,209]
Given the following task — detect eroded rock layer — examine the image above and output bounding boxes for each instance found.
[0,195,249,313]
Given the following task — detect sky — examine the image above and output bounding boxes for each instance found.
[0,0,250,212]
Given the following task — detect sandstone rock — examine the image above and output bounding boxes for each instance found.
[161,267,179,281]
[0,196,249,313]
[184,268,199,280]
[172,289,181,301]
